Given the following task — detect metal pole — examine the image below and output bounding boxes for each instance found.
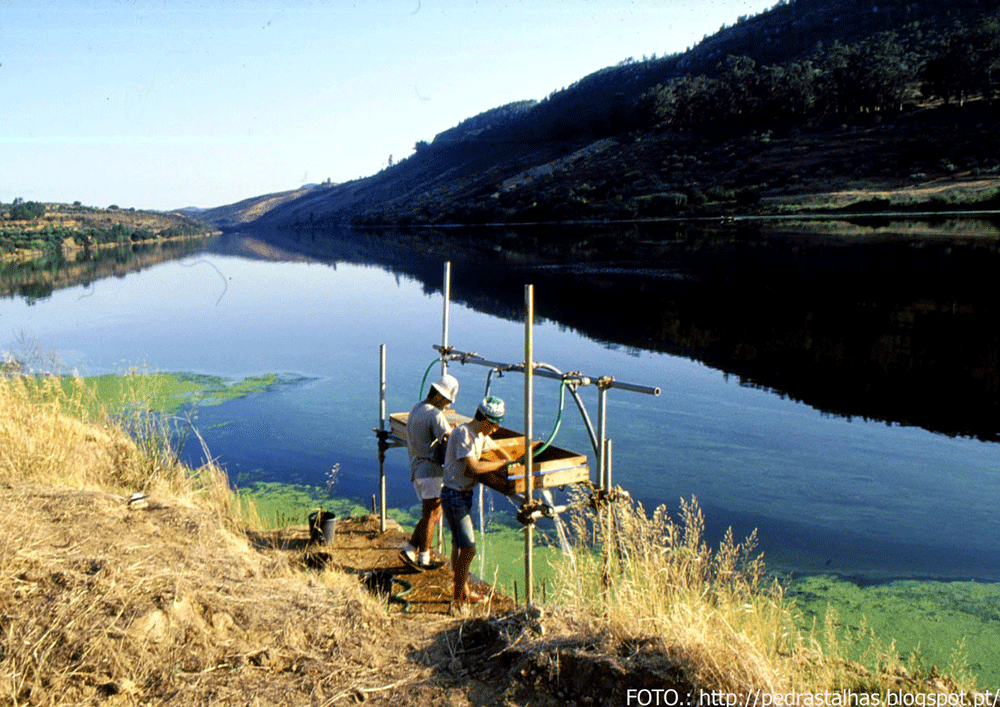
[439,262,450,550]
[597,384,611,597]
[597,384,608,491]
[379,344,388,533]
[606,437,613,491]
[433,346,660,397]
[603,436,614,602]
[524,284,534,605]
[441,262,450,376]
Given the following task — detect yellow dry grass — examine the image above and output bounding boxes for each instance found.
[0,370,439,706]
[547,489,979,700]
[0,363,980,705]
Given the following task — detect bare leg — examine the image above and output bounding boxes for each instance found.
[411,498,441,553]
[453,545,477,604]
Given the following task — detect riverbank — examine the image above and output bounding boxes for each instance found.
[1,367,986,703]
[0,201,217,263]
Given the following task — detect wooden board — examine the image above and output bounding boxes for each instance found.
[388,412,590,496]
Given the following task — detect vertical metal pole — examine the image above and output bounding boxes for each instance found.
[598,384,611,597]
[524,284,534,605]
[441,261,450,376]
[606,437,613,491]
[439,262,451,550]
[604,437,614,569]
[597,385,608,491]
[379,344,388,533]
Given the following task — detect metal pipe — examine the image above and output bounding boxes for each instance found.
[597,384,608,491]
[439,262,450,548]
[379,344,388,533]
[524,284,534,605]
[432,345,659,396]
[441,262,450,376]
[606,380,661,396]
[606,437,613,490]
[568,385,599,457]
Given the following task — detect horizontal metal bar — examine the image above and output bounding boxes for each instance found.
[607,380,662,396]
[434,345,659,396]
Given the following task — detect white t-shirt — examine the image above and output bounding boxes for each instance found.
[443,422,498,492]
[407,401,450,481]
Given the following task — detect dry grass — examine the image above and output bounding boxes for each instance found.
[0,367,434,706]
[0,362,979,704]
[547,489,978,700]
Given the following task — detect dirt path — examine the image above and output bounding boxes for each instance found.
[252,515,516,617]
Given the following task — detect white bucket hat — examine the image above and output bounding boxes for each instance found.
[430,374,459,403]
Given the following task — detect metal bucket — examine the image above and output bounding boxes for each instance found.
[308,510,336,545]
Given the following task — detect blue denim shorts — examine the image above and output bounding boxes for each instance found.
[440,486,476,549]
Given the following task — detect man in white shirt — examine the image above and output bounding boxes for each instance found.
[399,374,459,571]
[440,395,512,608]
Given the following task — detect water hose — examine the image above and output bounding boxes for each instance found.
[484,367,501,398]
[505,360,596,468]
[532,378,567,458]
[389,577,413,613]
[417,357,440,400]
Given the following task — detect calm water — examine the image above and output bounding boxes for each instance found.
[2,226,998,583]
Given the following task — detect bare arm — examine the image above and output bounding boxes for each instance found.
[462,452,508,477]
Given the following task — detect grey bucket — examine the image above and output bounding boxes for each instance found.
[308,510,336,545]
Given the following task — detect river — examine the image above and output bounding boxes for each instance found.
[2,222,998,586]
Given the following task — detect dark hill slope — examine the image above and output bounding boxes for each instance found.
[231,0,998,230]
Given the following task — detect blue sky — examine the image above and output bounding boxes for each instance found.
[2,1,776,211]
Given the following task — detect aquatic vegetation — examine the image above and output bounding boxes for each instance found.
[78,371,285,413]
[790,575,1000,688]
[546,489,982,695]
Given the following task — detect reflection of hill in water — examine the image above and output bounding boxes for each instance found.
[0,237,217,304]
[8,226,995,442]
[215,223,1000,443]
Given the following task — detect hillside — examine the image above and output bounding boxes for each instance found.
[180,186,321,231]
[0,201,216,262]
[201,0,1000,232]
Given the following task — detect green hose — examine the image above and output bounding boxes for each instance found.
[389,577,414,613]
[418,358,440,400]
[532,379,567,458]
[508,378,568,469]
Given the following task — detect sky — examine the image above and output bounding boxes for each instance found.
[2,0,778,211]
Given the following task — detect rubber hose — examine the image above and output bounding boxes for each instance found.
[389,577,413,613]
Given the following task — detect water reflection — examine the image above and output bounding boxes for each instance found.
[209,221,1000,443]
[3,221,998,581]
[6,222,996,441]
[1,236,216,305]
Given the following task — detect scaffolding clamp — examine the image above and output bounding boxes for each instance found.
[374,427,405,455]
[589,485,631,511]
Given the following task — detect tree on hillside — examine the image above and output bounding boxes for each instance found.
[922,14,1000,104]
[812,35,912,115]
[9,201,45,221]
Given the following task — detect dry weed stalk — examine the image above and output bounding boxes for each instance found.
[549,490,974,699]
[552,491,794,695]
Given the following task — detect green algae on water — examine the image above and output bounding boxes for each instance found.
[73,371,289,415]
[788,574,1000,689]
